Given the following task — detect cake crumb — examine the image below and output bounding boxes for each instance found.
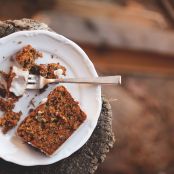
[28,108,34,114]
[28,97,35,108]
[0,111,22,134]
[16,45,42,70]
[30,63,66,79]
[0,87,6,98]
[0,98,15,112]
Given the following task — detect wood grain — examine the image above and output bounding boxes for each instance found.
[81,44,174,76]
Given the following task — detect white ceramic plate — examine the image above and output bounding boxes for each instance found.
[0,30,101,166]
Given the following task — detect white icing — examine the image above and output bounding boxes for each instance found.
[9,66,29,96]
[54,69,63,77]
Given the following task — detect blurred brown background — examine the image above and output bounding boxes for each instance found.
[1,0,174,173]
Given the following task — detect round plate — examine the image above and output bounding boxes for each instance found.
[0,30,101,166]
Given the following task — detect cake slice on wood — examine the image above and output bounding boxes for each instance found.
[17,86,86,156]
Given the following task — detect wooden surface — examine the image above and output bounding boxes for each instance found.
[1,0,174,55]
[0,19,114,174]
[97,75,174,174]
[80,44,174,76]
[33,1,174,56]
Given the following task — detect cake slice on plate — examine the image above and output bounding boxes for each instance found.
[17,86,86,156]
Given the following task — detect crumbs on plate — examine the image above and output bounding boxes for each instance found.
[0,45,66,134]
[0,45,86,156]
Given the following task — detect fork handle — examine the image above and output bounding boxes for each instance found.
[48,76,121,85]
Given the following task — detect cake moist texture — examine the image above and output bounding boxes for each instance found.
[30,63,66,79]
[0,111,22,134]
[0,98,15,112]
[16,45,43,70]
[17,86,86,155]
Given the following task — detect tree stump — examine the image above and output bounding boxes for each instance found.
[0,19,115,174]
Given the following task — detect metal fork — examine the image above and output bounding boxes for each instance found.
[27,74,121,89]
